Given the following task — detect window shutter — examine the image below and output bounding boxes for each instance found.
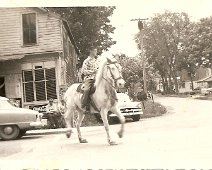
[35,81,46,101]
[25,82,34,102]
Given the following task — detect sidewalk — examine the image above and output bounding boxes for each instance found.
[26,126,103,136]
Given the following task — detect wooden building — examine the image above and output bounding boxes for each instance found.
[0,7,79,109]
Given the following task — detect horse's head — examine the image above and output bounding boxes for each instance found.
[106,57,125,88]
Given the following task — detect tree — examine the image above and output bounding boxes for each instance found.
[46,7,116,67]
[176,22,199,90]
[118,54,143,88]
[184,17,212,68]
[118,54,157,92]
[135,11,191,93]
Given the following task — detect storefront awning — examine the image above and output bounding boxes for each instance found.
[0,54,24,61]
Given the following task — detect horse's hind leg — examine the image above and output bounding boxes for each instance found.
[110,106,125,138]
[76,109,87,143]
[64,107,74,138]
[100,109,117,145]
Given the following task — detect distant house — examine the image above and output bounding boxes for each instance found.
[196,75,212,88]
[179,66,212,93]
[0,7,79,109]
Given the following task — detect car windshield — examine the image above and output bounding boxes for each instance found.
[117,93,131,102]
[0,100,16,109]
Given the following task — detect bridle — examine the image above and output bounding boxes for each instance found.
[103,61,123,88]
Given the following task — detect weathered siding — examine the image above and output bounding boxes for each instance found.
[62,24,78,85]
[0,8,63,57]
[0,60,22,98]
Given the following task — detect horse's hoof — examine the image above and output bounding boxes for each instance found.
[108,140,118,146]
[117,131,123,138]
[66,132,72,138]
[79,138,88,143]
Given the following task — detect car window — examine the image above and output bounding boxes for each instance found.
[0,100,16,109]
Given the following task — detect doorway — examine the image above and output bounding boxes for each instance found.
[0,77,6,97]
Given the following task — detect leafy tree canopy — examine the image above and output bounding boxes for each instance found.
[46,7,116,66]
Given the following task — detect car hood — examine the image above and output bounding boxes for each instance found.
[3,107,39,115]
[117,101,141,108]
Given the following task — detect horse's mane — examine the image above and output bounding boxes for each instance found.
[95,58,107,87]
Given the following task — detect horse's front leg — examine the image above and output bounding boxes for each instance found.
[110,106,125,138]
[100,109,117,145]
[76,109,88,143]
[64,108,74,138]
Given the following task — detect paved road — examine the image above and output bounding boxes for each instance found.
[1,97,212,169]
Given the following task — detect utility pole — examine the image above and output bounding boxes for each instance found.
[131,18,148,93]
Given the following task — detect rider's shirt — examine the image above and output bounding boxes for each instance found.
[81,56,99,81]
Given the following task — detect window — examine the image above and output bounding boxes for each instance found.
[180,82,185,88]
[22,68,57,102]
[22,13,37,45]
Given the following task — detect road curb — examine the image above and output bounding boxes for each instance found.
[26,129,67,136]
[26,126,103,136]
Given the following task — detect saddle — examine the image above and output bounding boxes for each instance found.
[76,83,99,112]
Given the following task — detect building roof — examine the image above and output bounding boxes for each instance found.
[62,20,80,55]
[204,76,212,82]
[197,75,212,83]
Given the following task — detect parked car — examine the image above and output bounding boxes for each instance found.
[95,93,143,123]
[0,97,43,140]
[201,87,212,95]
[205,88,212,95]
[190,87,201,95]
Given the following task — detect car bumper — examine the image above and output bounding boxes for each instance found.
[109,111,143,117]
[30,121,43,128]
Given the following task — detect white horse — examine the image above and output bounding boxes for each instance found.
[63,57,126,145]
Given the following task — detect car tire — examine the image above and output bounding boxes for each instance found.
[132,115,141,121]
[17,130,27,139]
[0,125,20,140]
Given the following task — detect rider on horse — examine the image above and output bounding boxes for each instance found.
[81,46,99,114]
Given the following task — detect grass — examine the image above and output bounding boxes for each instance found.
[140,100,167,119]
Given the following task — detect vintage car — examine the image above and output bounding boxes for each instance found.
[108,93,143,122]
[0,97,43,140]
[95,93,143,123]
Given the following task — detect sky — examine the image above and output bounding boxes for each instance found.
[106,0,212,58]
[1,0,212,58]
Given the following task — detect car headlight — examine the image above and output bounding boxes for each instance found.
[137,103,142,108]
[36,113,43,121]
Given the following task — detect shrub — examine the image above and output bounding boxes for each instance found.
[140,100,167,118]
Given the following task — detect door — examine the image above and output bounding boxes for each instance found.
[0,77,6,97]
